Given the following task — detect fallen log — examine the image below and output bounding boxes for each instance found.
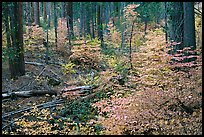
[61,85,98,93]
[25,61,45,66]
[2,90,58,99]
[2,85,98,99]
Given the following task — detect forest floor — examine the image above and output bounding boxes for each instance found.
[2,26,202,135]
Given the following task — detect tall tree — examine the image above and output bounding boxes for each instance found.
[168,2,184,53]
[61,2,65,18]
[91,2,96,39]
[83,3,87,44]
[79,2,84,38]
[120,2,126,50]
[164,2,168,43]
[4,2,25,79]
[34,2,40,26]
[54,2,58,48]
[31,2,34,23]
[86,3,91,37]
[67,2,74,38]
[47,2,51,27]
[97,3,104,48]
[43,2,47,23]
[183,2,196,50]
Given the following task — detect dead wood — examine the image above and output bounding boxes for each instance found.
[61,85,98,93]
[2,99,64,119]
[2,85,98,99]
[2,90,58,99]
[25,61,45,66]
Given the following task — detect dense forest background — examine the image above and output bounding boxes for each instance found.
[2,2,202,135]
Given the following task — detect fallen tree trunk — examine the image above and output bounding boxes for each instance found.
[25,61,45,66]
[2,90,58,99]
[2,85,98,99]
[61,85,92,93]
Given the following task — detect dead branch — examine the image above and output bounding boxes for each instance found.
[2,99,64,119]
[2,115,25,130]
[47,61,64,66]
[25,61,45,66]
[61,85,98,93]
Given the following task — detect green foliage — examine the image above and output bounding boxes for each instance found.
[65,100,99,122]
[2,47,20,62]
[114,61,129,76]
[78,73,100,87]
[88,38,100,46]
[61,61,76,75]
[101,45,117,56]
[23,25,27,34]
[40,17,48,31]
[137,2,163,23]
[107,56,129,76]
[153,28,164,35]
[2,48,9,62]
[132,36,144,47]
[105,21,121,48]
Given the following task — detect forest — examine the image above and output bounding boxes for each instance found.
[2,2,202,135]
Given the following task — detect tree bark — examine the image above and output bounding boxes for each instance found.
[91,3,96,39]
[183,2,196,50]
[47,2,51,27]
[2,90,58,99]
[54,2,58,48]
[129,20,135,70]
[164,2,168,43]
[67,2,74,38]
[34,2,40,26]
[8,2,25,79]
[79,2,83,38]
[86,3,91,37]
[169,2,184,53]
[83,3,87,44]
[31,2,34,23]
[97,4,104,48]
[43,2,47,23]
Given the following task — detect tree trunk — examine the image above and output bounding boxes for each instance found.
[79,2,83,38]
[183,2,196,50]
[120,2,126,50]
[54,2,58,48]
[47,2,51,27]
[129,21,135,70]
[86,3,91,37]
[91,3,95,39]
[67,2,74,38]
[164,2,168,43]
[144,16,148,36]
[34,2,40,26]
[27,2,32,38]
[83,4,87,44]
[169,2,184,53]
[97,4,101,39]
[66,3,72,45]
[4,3,12,63]
[97,4,104,48]
[31,2,34,23]
[8,2,25,79]
[43,2,47,23]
